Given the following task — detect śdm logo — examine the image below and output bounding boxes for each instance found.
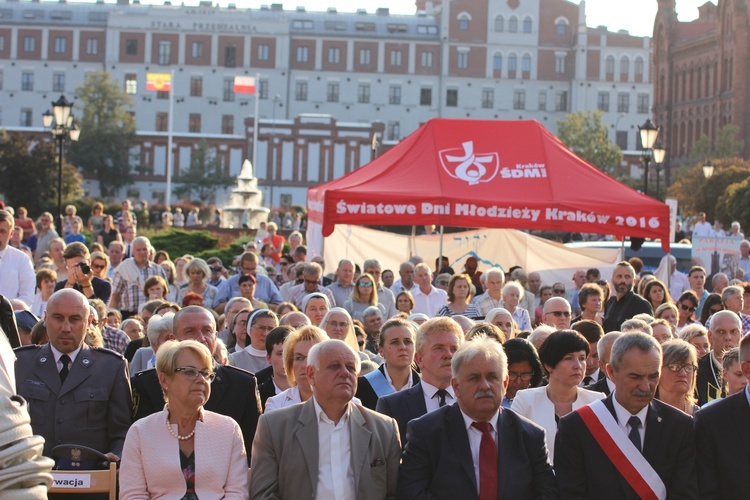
[439,141,499,186]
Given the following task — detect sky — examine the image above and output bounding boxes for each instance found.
[227,0,714,38]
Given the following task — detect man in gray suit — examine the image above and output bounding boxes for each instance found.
[250,339,401,499]
[14,289,132,461]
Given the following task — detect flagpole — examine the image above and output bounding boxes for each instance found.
[252,72,260,183]
[166,69,175,208]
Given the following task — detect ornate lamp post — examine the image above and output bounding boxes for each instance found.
[638,118,660,196]
[652,142,666,199]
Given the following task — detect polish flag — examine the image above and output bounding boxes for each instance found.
[234,76,256,94]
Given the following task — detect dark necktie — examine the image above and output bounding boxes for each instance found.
[628,416,642,453]
[436,389,448,407]
[471,422,498,500]
[583,376,593,386]
[59,354,71,383]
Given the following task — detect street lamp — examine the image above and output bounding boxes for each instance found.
[702,160,714,179]
[638,118,660,196]
[42,95,80,235]
[652,141,666,199]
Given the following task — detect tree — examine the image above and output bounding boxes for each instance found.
[556,111,623,174]
[68,71,137,198]
[174,140,235,204]
[668,158,750,220]
[0,130,83,215]
[714,124,744,159]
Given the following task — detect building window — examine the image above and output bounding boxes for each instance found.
[52,72,65,93]
[157,91,169,100]
[222,114,234,134]
[597,92,610,112]
[0,70,3,91]
[555,54,566,74]
[538,91,547,111]
[495,16,504,32]
[20,108,32,127]
[620,58,630,80]
[259,79,269,99]
[54,37,67,54]
[616,131,628,150]
[86,38,98,55]
[508,54,517,72]
[21,72,33,91]
[125,39,138,56]
[297,46,309,63]
[635,57,644,79]
[523,17,532,33]
[446,89,458,107]
[421,87,432,106]
[190,76,203,97]
[637,93,649,114]
[389,85,402,105]
[509,16,518,33]
[493,54,503,72]
[358,83,371,103]
[556,19,567,35]
[258,44,270,61]
[522,54,531,73]
[223,78,235,101]
[189,114,201,133]
[156,112,168,132]
[125,73,137,94]
[605,56,615,78]
[224,45,236,67]
[481,89,494,109]
[158,41,171,65]
[617,92,629,112]
[513,90,525,110]
[359,48,371,65]
[421,51,434,68]
[458,14,470,31]
[327,82,340,102]
[387,121,401,141]
[295,81,308,101]
[0,35,5,52]
[457,52,468,70]
[23,36,35,53]
[328,47,340,64]
[192,41,204,59]
[390,50,403,67]
[555,91,568,112]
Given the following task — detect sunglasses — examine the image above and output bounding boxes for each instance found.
[304,279,320,285]
[680,303,696,313]
[91,263,106,271]
[553,289,565,294]
[549,311,571,317]
[436,280,449,286]
[358,282,374,287]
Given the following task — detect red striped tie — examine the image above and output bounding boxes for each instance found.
[472,421,498,500]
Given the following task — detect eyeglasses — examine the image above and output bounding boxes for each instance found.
[680,304,696,313]
[304,279,320,285]
[508,372,534,382]
[553,288,565,294]
[549,311,571,317]
[436,280,449,286]
[280,262,290,266]
[175,367,216,382]
[91,263,107,271]
[358,282,374,288]
[664,363,698,374]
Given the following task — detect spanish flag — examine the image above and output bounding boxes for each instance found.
[234,76,256,94]
[146,73,171,92]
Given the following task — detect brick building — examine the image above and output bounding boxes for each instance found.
[1,0,651,207]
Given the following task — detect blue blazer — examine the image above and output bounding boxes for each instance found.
[376,381,428,446]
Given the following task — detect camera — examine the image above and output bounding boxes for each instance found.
[77,262,91,274]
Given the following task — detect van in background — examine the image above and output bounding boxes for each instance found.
[564,241,693,274]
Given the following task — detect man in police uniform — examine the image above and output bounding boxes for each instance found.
[14,289,132,461]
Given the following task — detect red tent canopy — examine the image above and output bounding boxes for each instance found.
[308,119,670,251]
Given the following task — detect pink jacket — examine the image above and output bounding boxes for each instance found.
[120,407,248,499]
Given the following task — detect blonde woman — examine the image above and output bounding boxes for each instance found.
[344,272,385,322]
[176,258,218,309]
[656,339,699,416]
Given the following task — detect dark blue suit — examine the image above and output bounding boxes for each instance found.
[376,381,428,445]
[554,395,697,499]
[397,404,557,499]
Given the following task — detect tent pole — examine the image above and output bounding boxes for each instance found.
[410,225,416,258]
[439,225,444,269]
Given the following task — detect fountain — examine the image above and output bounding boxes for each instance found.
[220,159,270,229]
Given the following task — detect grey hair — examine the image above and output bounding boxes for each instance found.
[597,332,624,364]
[502,281,525,301]
[609,332,662,370]
[721,285,743,304]
[483,267,505,282]
[363,259,382,271]
[132,236,151,248]
[362,305,383,319]
[528,324,556,347]
[510,268,528,281]
[632,313,655,324]
[712,273,728,287]
[225,296,252,314]
[621,318,653,336]
[147,313,174,346]
[485,308,512,324]
[451,335,508,380]
[307,339,362,373]
[678,323,709,343]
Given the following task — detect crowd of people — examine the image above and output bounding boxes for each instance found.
[1,201,750,499]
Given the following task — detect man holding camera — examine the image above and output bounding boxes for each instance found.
[54,242,112,304]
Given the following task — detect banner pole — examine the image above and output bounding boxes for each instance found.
[165,70,175,208]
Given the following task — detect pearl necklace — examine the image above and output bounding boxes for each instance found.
[166,409,196,440]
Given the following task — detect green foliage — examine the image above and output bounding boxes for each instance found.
[687,125,744,162]
[556,111,623,174]
[68,71,137,198]
[719,178,750,230]
[0,130,83,216]
[174,140,236,204]
[148,229,219,259]
[668,159,750,221]
[687,134,712,164]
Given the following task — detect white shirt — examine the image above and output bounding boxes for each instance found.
[383,365,414,392]
[420,380,455,413]
[669,271,690,301]
[50,344,82,373]
[692,221,713,237]
[0,245,36,306]
[460,407,500,491]
[739,256,750,278]
[390,280,419,295]
[580,368,601,387]
[313,397,356,500]
[611,390,648,446]
[412,286,448,317]
[265,385,302,413]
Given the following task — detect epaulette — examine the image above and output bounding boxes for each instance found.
[12,344,42,353]
[133,368,156,377]
[90,346,126,359]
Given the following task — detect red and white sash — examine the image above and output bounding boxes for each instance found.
[577,400,667,500]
